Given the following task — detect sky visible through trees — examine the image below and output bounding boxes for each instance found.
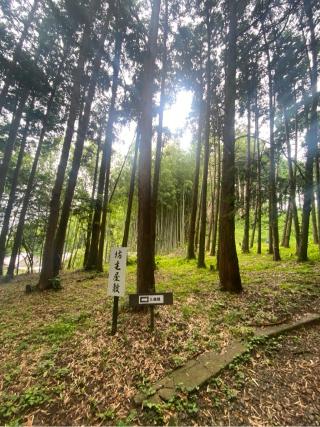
[0,0,319,291]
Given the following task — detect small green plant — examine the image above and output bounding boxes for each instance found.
[170,355,184,367]
[49,276,62,290]
[137,376,156,397]
[97,408,115,421]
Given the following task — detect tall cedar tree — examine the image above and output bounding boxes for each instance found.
[198,3,212,268]
[85,31,122,271]
[53,18,111,276]
[6,48,68,279]
[151,0,169,274]
[38,0,99,290]
[262,22,281,261]
[218,0,242,292]
[187,78,203,259]
[298,0,318,261]
[122,130,140,247]
[137,0,161,293]
[0,101,33,274]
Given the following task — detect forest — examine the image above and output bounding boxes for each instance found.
[0,0,319,425]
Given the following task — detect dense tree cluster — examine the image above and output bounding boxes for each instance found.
[0,0,319,292]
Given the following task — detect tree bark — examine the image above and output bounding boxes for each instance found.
[0,88,29,204]
[38,1,98,289]
[122,130,139,247]
[198,8,211,268]
[218,0,242,293]
[6,48,68,279]
[151,0,168,272]
[242,99,251,253]
[97,34,122,271]
[0,102,33,274]
[298,0,318,261]
[187,83,203,259]
[262,24,281,261]
[211,136,221,256]
[137,0,161,293]
[283,106,300,251]
[83,124,103,267]
[53,24,110,276]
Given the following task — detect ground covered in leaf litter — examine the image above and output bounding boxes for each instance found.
[0,251,319,426]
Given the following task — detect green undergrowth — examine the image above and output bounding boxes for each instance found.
[0,233,319,425]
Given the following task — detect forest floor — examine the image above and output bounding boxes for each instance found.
[0,247,320,426]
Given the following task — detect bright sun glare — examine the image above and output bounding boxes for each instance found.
[116,90,193,156]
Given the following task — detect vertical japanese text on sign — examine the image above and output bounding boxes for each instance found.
[107,247,127,297]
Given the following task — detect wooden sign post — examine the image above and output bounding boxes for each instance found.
[129,292,173,330]
[107,247,127,335]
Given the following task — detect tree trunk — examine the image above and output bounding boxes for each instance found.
[218,0,242,293]
[122,130,139,247]
[262,25,281,261]
[151,0,168,272]
[53,25,110,276]
[97,35,122,271]
[0,88,29,204]
[83,125,103,267]
[206,162,215,252]
[6,48,68,279]
[137,0,161,293]
[242,99,251,253]
[187,83,203,259]
[298,0,318,261]
[283,106,300,251]
[311,192,318,244]
[250,195,258,249]
[255,95,262,254]
[85,33,122,271]
[38,2,98,289]
[198,9,211,268]
[211,134,221,257]
[0,103,33,274]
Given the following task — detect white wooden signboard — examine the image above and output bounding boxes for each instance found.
[107,247,127,297]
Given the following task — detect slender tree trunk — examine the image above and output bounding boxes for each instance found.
[262,25,280,261]
[250,195,258,248]
[218,0,242,292]
[137,0,161,293]
[0,88,29,204]
[187,87,203,259]
[298,0,318,261]
[53,25,110,276]
[242,99,251,252]
[256,100,262,254]
[86,33,122,271]
[198,10,211,268]
[0,103,33,274]
[283,106,300,250]
[211,135,221,256]
[206,161,215,252]
[311,191,318,244]
[281,200,290,247]
[83,125,102,266]
[38,3,98,289]
[195,186,202,252]
[151,0,168,271]
[97,35,122,271]
[122,130,139,247]
[5,49,68,279]
[315,157,320,244]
